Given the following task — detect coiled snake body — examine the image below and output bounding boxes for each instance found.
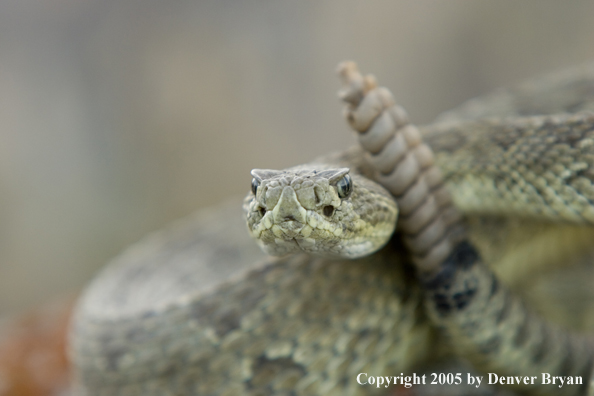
[70,63,594,395]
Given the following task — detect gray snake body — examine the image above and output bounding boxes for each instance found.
[70,63,594,395]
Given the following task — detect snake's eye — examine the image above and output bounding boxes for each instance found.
[336,174,352,198]
[251,178,260,195]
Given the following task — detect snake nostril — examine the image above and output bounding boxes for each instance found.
[259,207,266,217]
[323,205,334,217]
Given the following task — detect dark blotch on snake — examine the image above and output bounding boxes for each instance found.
[432,293,452,314]
[422,241,480,291]
[452,287,476,310]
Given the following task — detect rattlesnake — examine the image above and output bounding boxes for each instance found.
[70,62,594,396]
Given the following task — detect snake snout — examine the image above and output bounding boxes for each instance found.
[272,186,308,224]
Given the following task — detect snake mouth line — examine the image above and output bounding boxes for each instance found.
[257,235,311,256]
[294,237,316,250]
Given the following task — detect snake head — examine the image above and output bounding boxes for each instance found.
[244,166,397,258]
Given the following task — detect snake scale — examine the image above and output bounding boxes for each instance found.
[69,62,594,396]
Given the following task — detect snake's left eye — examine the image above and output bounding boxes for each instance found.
[336,174,352,198]
[251,178,260,195]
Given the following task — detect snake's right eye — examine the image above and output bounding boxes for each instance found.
[251,178,260,195]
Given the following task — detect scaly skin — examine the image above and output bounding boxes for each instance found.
[71,63,594,395]
[338,62,594,396]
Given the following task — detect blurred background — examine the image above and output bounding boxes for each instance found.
[2,0,594,315]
